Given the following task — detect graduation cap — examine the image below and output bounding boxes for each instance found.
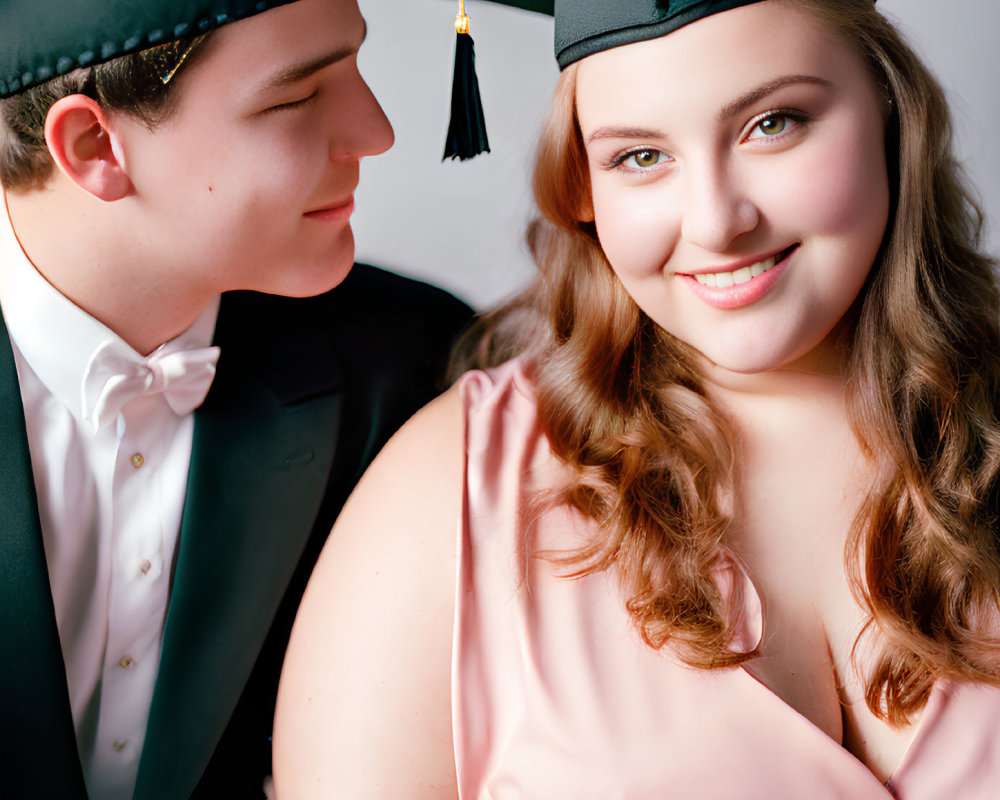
[0,0,300,97]
[554,0,776,68]
[445,0,876,159]
[486,0,553,12]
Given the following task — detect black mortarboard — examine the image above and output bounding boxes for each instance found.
[554,0,770,69]
[485,0,554,13]
[483,0,876,70]
[0,0,300,98]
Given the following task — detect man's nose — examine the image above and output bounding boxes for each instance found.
[329,74,395,160]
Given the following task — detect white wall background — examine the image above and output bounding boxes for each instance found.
[353,0,1000,310]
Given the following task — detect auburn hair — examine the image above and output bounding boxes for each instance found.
[458,0,1000,724]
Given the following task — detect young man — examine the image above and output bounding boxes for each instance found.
[0,0,472,797]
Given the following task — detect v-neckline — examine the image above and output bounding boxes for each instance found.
[735,661,944,795]
[717,551,937,792]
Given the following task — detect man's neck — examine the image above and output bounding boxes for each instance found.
[5,179,213,355]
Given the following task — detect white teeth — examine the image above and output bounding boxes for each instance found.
[694,255,777,287]
[732,266,752,284]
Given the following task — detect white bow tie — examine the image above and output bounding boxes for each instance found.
[81,339,221,433]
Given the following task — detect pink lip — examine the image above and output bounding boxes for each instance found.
[686,245,793,276]
[680,245,797,310]
[304,195,355,223]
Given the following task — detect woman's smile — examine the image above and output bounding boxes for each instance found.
[681,244,798,309]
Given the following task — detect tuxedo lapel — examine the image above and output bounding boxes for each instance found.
[134,293,344,800]
[0,316,88,797]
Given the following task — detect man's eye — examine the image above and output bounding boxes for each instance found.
[266,92,317,113]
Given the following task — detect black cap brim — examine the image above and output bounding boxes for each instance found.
[0,0,298,97]
[480,0,553,15]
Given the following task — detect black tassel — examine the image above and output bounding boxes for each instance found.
[443,31,490,160]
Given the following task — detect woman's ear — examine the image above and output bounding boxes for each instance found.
[44,95,133,201]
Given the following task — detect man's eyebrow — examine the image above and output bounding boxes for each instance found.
[718,74,832,122]
[258,20,367,92]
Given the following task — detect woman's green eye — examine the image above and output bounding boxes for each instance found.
[629,149,662,168]
[611,147,670,172]
[755,115,789,137]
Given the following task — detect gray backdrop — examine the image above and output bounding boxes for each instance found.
[353,0,1000,310]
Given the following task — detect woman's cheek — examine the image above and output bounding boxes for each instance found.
[594,188,676,279]
[773,131,889,239]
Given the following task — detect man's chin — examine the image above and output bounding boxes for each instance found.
[278,236,356,298]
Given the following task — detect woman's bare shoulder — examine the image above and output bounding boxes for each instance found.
[273,385,466,799]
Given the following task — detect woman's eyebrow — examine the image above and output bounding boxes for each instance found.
[586,125,665,145]
[717,74,832,122]
[584,74,833,144]
[258,19,368,92]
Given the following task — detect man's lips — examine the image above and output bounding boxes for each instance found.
[304,195,355,222]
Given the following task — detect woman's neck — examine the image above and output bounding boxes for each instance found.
[699,323,852,408]
[698,334,857,456]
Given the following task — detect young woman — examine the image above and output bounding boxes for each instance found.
[274,0,1000,796]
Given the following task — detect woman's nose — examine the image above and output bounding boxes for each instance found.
[679,163,759,252]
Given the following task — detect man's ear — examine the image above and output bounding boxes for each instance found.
[44,95,133,201]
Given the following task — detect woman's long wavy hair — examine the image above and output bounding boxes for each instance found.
[459,0,1000,724]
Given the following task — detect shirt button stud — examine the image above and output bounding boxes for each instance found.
[119,655,134,668]
[140,559,152,575]
[113,739,128,752]
[131,453,144,468]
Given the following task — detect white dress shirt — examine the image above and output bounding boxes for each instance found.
[0,203,220,800]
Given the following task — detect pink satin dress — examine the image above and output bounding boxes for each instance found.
[452,360,1000,799]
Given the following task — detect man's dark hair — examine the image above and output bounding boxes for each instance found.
[0,34,211,191]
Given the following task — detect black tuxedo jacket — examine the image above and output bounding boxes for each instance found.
[0,264,473,799]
